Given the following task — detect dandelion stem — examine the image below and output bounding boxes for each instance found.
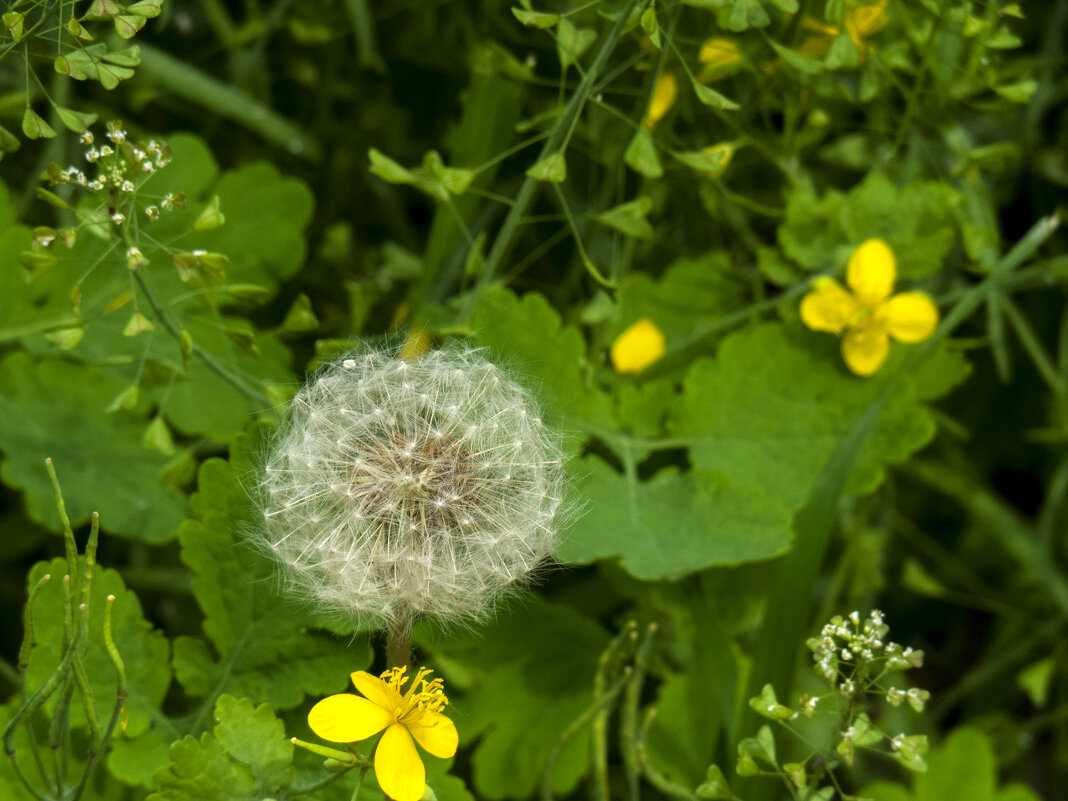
[386,623,412,672]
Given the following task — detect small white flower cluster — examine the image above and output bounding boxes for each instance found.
[47,121,177,227]
[807,609,923,688]
[256,345,567,630]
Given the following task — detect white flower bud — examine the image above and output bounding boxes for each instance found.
[255,345,567,630]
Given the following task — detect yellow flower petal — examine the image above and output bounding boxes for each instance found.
[698,37,741,70]
[644,73,677,129]
[800,278,861,334]
[308,694,393,743]
[375,723,425,801]
[846,1,888,41]
[610,318,666,374]
[408,712,458,759]
[846,238,896,306]
[842,324,890,376]
[351,670,403,711]
[876,292,938,343]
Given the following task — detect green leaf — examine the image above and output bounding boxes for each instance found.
[173,435,369,709]
[558,458,792,578]
[556,18,596,69]
[178,158,313,290]
[624,128,663,178]
[511,7,560,27]
[114,14,148,38]
[525,149,567,182]
[692,81,740,110]
[21,108,56,139]
[696,765,732,799]
[420,599,610,800]
[123,310,156,336]
[101,45,142,67]
[26,558,172,739]
[55,106,99,133]
[470,285,612,436]
[594,196,654,239]
[671,145,734,175]
[0,354,187,540]
[55,48,102,81]
[671,324,970,514]
[614,251,747,356]
[0,124,20,152]
[769,39,824,74]
[127,0,164,17]
[824,32,860,69]
[985,26,1022,49]
[3,12,24,42]
[780,173,957,278]
[192,195,226,231]
[1015,657,1054,707]
[994,80,1036,103]
[148,735,256,801]
[281,293,319,332]
[368,147,417,184]
[863,727,1042,801]
[213,695,295,793]
[0,699,110,801]
[421,150,476,196]
[108,727,174,786]
[728,0,769,31]
[748,683,796,719]
[143,415,176,455]
[916,728,993,800]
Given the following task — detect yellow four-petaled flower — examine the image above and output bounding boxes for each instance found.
[611,317,666,374]
[800,238,938,376]
[309,666,457,801]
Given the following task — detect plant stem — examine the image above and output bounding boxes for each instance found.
[385,623,411,672]
[461,0,646,321]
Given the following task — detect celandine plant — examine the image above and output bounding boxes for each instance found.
[257,344,567,655]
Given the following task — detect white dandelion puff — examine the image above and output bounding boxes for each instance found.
[255,344,567,630]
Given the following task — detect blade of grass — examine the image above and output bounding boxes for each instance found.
[136,44,321,161]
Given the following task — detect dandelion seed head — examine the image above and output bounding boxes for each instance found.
[256,343,567,629]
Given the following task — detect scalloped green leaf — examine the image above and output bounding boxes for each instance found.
[779,173,958,278]
[471,285,612,436]
[0,354,186,540]
[420,599,610,800]
[558,458,792,577]
[173,433,370,710]
[671,323,970,514]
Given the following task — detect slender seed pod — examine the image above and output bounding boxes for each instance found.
[256,345,567,630]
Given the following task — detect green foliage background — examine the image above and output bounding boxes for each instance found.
[1,1,1066,800]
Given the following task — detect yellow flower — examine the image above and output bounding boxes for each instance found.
[800,238,938,376]
[698,37,742,75]
[643,72,677,129]
[797,0,888,61]
[611,318,666,374]
[700,142,734,176]
[844,0,888,54]
[309,667,458,801]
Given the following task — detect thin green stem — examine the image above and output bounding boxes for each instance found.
[541,668,632,801]
[462,0,646,320]
[131,271,270,406]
